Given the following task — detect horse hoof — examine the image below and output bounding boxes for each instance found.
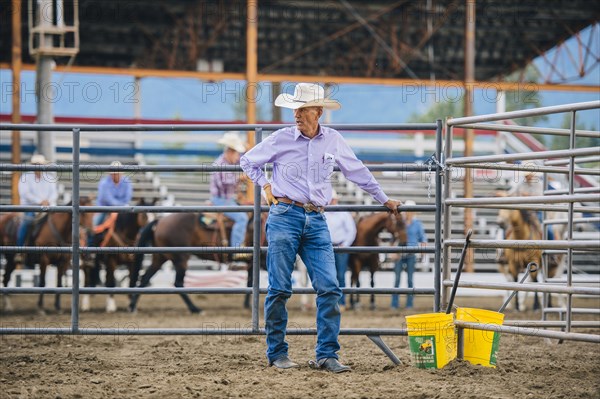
[128,306,137,314]
[38,309,47,316]
[106,297,117,313]
[81,294,91,312]
[191,308,204,315]
[2,296,14,312]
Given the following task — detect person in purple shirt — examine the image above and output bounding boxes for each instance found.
[94,161,133,227]
[241,83,402,373]
[210,132,249,250]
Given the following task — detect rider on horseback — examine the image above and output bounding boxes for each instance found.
[15,154,58,267]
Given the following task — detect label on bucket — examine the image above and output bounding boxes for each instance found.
[409,335,438,369]
[489,332,501,366]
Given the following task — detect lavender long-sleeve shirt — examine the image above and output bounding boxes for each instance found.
[240,126,389,206]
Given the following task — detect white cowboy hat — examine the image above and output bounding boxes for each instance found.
[30,154,48,164]
[274,83,341,110]
[217,132,246,153]
[110,160,123,174]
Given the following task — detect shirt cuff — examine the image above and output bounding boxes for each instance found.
[374,191,389,205]
[257,176,269,188]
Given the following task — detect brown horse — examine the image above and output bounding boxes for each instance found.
[128,211,263,313]
[497,208,562,311]
[348,212,407,310]
[81,198,155,312]
[0,197,94,313]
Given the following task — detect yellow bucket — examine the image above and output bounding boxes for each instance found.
[406,313,456,369]
[455,308,505,368]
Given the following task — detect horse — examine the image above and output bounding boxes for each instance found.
[128,211,263,313]
[0,197,94,314]
[348,212,406,310]
[497,208,564,311]
[0,213,20,311]
[81,198,156,313]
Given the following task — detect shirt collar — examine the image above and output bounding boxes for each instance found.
[294,125,324,141]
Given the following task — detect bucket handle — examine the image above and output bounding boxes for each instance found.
[445,229,472,314]
[498,262,539,313]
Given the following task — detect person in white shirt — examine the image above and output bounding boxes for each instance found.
[16,154,58,260]
[325,190,357,309]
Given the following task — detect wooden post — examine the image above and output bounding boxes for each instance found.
[245,0,258,202]
[463,0,476,272]
[11,0,22,205]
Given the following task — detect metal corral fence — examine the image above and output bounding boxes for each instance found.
[0,121,443,363]
[442,100,600,347]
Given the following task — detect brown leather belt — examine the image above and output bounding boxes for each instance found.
[276,197,325,213]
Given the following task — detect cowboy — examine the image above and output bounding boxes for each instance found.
[391,200,427,310]
[210,132,249,253]
[509,170,546,238]
[94,160,133,227]
[240,82,402,373]
[325,190,356,310]
[16,154,58,265]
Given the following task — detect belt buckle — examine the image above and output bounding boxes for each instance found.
[303,203,313,213]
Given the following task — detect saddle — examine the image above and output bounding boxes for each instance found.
[22,213,48,246]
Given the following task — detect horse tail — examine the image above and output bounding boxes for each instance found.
[132,219,158,280]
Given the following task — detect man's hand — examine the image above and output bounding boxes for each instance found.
[384,199,402,215]
[40,200,50,207]
[263,184,279,206]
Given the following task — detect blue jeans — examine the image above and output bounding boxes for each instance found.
[334,252,349,306]
[391,255,416,309]
[17,212,35,246]
[265,203,341,363]
[211,196,249,247]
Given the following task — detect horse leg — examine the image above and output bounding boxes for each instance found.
[244,261,252,309]
[173,258,201,314]
[37,258,48,315]
[2,253,16,312]
[531,274,541,311]
[128,254,165,313]
[105,256,117,313]
[369,271,376,310]
[54,261,66,313]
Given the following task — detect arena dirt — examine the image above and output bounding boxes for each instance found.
[1,294,599,399]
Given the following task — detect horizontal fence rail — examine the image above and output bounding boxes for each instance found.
[0,287,436,295]
[447,100,600,126]
[0,123,438,132]
[1,245,437,254]
[455,321,600,344]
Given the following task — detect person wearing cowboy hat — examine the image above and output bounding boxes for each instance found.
[16,154,58,264]
[210,132,249,254]
[94,160,133,227]
[240,83,402,373]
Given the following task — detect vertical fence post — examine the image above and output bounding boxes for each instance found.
[252,127,263,333]
[441,123,453,309]
[71,127,81,334]
[434,119,443,312]
[566,110,576,333]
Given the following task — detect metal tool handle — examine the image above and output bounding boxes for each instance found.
[446,229,472,314]
[498,262,539,313]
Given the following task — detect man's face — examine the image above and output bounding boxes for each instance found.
[294,106,323,133]
[111,172,121,184]
[225,148,241,164]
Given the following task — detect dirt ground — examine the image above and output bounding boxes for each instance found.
[1,293,599,399]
